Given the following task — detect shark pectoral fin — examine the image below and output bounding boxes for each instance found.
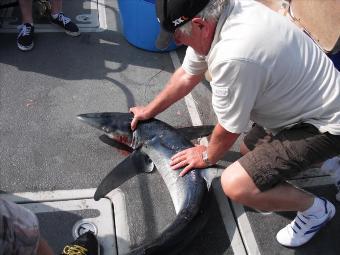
[199,166,224,191]
[176,125,215,141]
[94,150,154,201]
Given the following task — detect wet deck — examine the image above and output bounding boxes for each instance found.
[0,0,339,254]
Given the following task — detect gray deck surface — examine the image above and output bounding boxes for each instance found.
[0,0,339,254]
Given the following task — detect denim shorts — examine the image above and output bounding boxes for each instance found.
[0,198,40,255]
[239,123,340,191]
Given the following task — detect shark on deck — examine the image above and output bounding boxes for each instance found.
[77,112,223,255]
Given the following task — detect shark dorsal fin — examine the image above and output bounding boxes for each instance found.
[176,125,214,141]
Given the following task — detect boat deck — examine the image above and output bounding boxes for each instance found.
[0,1,339,254]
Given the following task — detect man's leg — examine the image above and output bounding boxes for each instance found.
[241,124,340,201]
[221,161,335,247]
[17,0,34,51]
[227,123,340,247]
[221,161,313,212]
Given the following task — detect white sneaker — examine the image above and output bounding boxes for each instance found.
[276,198,336,247]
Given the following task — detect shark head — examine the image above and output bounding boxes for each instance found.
[77,112,136,146]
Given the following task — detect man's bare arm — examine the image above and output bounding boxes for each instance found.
[206,123,240,165]
[130,67,203,129]
[171,123,240,176]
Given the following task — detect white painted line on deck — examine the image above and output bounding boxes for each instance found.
[169,50,247,255]
[107,189,131,255]
[169,51,208,146]
[97,0,108,30]
[212,180,247,255]
[232,201,261,255]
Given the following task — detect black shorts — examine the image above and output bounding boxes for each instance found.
[238,123,340,191]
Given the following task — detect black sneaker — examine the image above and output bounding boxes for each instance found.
[17,23,34,51]
[51,12,80,36]
[61,231,100,255]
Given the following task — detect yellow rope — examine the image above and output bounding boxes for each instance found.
[62,244,88,255]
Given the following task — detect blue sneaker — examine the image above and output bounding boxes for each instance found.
[51,12,80,36]
[276,198,335,247]
[17,23,34,51]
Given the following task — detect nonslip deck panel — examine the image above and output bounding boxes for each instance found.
[37,209,101,252]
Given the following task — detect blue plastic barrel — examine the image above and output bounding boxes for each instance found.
[118,0,177,52]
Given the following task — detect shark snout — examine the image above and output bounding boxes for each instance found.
[77,112,133,134]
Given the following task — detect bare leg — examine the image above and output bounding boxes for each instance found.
[51,0,63,15]
[19,0,33,24]
[37,238,54,255]
[221,161,314,212]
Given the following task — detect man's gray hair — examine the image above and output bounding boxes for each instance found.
[178,0,229,35]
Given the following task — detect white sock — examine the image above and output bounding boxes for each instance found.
[300,197,326,218]
[51,13,59,19]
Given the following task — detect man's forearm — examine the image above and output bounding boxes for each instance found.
[207,123,240,165]
[146,67,203,117]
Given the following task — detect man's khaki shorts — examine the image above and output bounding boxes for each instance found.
[239,123,340,191]
[0,198,40,255]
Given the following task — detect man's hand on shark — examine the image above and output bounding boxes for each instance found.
[129,106,152,130]
[170,145,208,177]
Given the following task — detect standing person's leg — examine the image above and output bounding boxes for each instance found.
[19,0,33,24]
[50,0,80,36]
[17,0,34,51]
[222,123,340,247]
[50,0,62,15]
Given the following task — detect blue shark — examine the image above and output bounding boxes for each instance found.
[77,112,221,254]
